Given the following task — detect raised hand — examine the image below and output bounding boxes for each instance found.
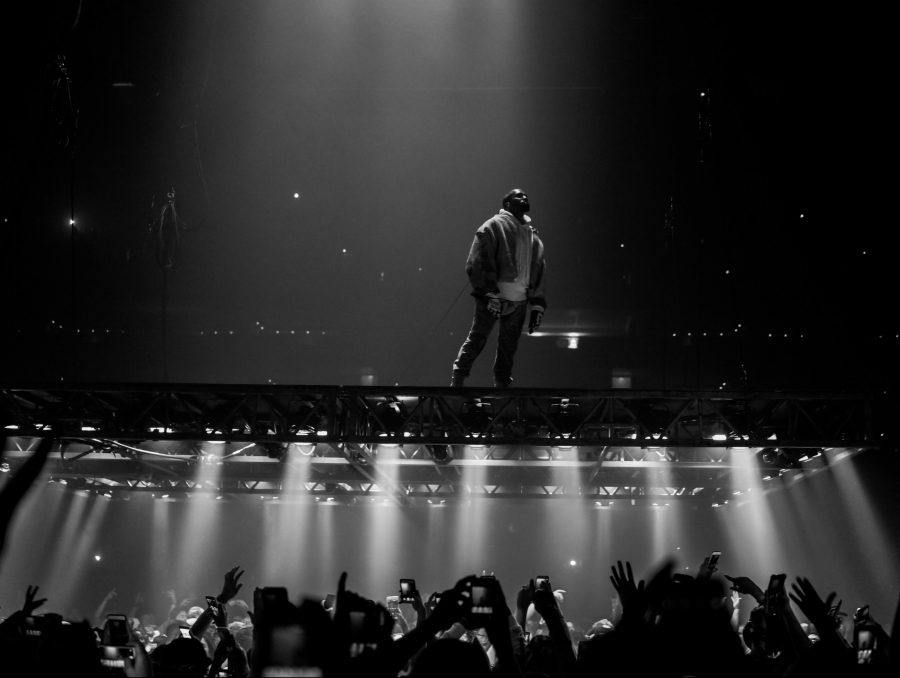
[790,576,837,627]
[23,585,47,615]
[610,560,645,612]
[427,575,473,631]
[409,587,427,622]
[724,574,765,603]
[217,565,244,603]
[532,580,562,621]
[516,581,534,618]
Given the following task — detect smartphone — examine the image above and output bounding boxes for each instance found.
[708,551,722,570]
[100,644,134,669]
[255,586,289,625]
[347,607,385,658]
[855,627,875,664]
[399,578,417,603]
[385,595,400,613]
[23,615,42,637]
[323,593,336,611]
[106,614,130,646]
[261,587,289,605]
[535,575,550,590]
[468,577,497,620]
[764,574,786,614]
[179,625,192,639]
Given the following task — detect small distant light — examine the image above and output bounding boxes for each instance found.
[619,243,625,248]
[725,269,730,275]
[161,494,170,499]
[569,559,577,567]
[712,434,727,441]
[216,495,223,500]
[94,554,102,562]
[799,213,805,219]
[81,426,98,432]
[293,192,300,199]
[4,424,19,430]
[341,248,347,254]
[69,219,76,226]
[566,336,579,349]
[700,91,706,97]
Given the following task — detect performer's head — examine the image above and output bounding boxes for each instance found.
[502,189,530,218]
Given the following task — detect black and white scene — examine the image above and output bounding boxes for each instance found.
[1,1,896,676]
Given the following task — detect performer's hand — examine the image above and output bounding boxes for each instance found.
[487,297,502,318]
[528,309,543,334]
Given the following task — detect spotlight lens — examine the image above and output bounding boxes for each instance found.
[94,554,102,562]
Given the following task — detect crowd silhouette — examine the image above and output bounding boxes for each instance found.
[1,436,897,677]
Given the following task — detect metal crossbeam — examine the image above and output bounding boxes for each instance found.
[0,383,880,506]
[0,383,874,446]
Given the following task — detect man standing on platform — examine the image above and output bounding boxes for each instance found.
[450,189,547,388]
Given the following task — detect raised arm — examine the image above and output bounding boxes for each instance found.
[531,579,576,678]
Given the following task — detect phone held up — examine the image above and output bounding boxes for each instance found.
[465,576,498,625]
[104,614,130,646]
[399,578,417,604]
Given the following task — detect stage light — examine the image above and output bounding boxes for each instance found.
[428,445,452,464]
[373,398,406,437]
[461,400,492,438]
[550,398,579,439]
[260,442,288,460]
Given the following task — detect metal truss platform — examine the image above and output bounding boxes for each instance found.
[0,383,881,507]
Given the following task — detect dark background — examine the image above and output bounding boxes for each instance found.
[1,0,898,636]
[2,0,893,392]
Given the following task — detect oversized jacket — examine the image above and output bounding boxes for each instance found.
[464,209,547,310]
